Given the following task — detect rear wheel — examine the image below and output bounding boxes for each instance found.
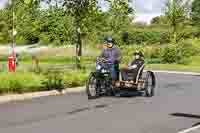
[86,74,100,99]
[144,71,156,97]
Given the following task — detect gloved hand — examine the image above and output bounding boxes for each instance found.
[107,58,115,64]
[129,64,137,69]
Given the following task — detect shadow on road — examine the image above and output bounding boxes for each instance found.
[114,91,143,98]
[170,113,200,127]
[68,107,90,115]
[171,113,200,119]
[0,104,110,129]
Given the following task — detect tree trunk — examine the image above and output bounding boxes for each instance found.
[75,17,82,69]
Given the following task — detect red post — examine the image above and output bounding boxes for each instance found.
[8,49,16,72]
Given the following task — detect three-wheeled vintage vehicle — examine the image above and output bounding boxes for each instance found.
[86,58,156,99]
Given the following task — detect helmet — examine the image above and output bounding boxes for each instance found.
[133,51,144,57]
[105,36,115,44]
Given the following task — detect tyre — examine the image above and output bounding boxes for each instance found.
[86,73,100,99]
[144,71,156,97]
[105,76,115,96]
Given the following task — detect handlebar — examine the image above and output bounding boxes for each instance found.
[96,57,113,65]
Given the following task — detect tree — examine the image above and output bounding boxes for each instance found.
[14,0,41,44]
[63,0,98,68]
[101,0,134,44]
[151,15,168,25]
[191,0,200,26]
[0,9,11,43]
[108,0,134,32]
[12,0,70,45]
[165,0,189,43]
[151,16,160,25]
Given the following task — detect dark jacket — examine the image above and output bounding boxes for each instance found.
[100,46,121,64]
[128,58,144,70]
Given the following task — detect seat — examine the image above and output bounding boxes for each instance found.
[125,64,145,83]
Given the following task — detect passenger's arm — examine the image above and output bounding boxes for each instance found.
[129,65,137,69]
[128,60,137,69]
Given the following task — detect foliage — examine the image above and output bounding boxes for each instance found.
[0,8,11,43]
[165,0,189,43]
[0,72,44,94]
[0,68,89,94]
[63,70,89,88]
[0,0,198,47]
[191,0,200,26]
[38,8,73,45]
[127,30,170,45]
[184,38,200,55]
[42,70,64,91]
[151,15,168,25]
[161,41,195,64]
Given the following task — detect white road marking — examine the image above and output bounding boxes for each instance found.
[144,70,200,76]
[178,125,200,133]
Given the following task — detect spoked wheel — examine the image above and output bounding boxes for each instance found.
[144,71,156,97]
[104,77,116,97]
[86,74,100,99]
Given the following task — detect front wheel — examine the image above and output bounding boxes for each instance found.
[86,73,100,99]
[144,71,156,97]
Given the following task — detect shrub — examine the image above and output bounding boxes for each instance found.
[39,33,50,45]
[16,36,29,45]
[191,38,200,55]
[63,70,89,88]
[0,72,44,94]
[42,70,64,92]
[143,46,162,59]
[126,30,170,45]
[145,58,162,64]
[0,69,89,95]
[161,44,177,63]
[161,41,195,64]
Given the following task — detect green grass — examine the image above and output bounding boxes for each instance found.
[146,64,200,72]
[63,70,89,88]
[146,56,200,72]
[0,69,90,95]
[0,72,45,94]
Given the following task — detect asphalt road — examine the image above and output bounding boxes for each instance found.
[0,73,200,133]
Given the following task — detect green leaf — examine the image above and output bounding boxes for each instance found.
[22,0,32,5]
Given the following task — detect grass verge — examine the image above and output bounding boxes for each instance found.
[0,70,89,95]
[146,56,200,73]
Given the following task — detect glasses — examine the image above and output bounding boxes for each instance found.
[107,43,113,46]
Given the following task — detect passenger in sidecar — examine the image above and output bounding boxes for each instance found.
[120,51,144,83]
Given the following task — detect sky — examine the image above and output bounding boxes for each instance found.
[99,0,168,24]
[0,0,7,9]
[0,0,169,23]
[134,0,167,24]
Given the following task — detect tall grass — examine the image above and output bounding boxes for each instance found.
[0,72,45,94]
[63,70,89,88]
[0,69,89,94]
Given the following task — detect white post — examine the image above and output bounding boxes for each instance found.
[12,10,15,48]
[8,0,16,49]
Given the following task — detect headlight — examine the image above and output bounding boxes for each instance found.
[101,69,108,73]
[101,69,105,73]
[96,65,101,70]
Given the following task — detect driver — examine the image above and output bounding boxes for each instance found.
[121,51,144,81]
[99,36,121,80]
